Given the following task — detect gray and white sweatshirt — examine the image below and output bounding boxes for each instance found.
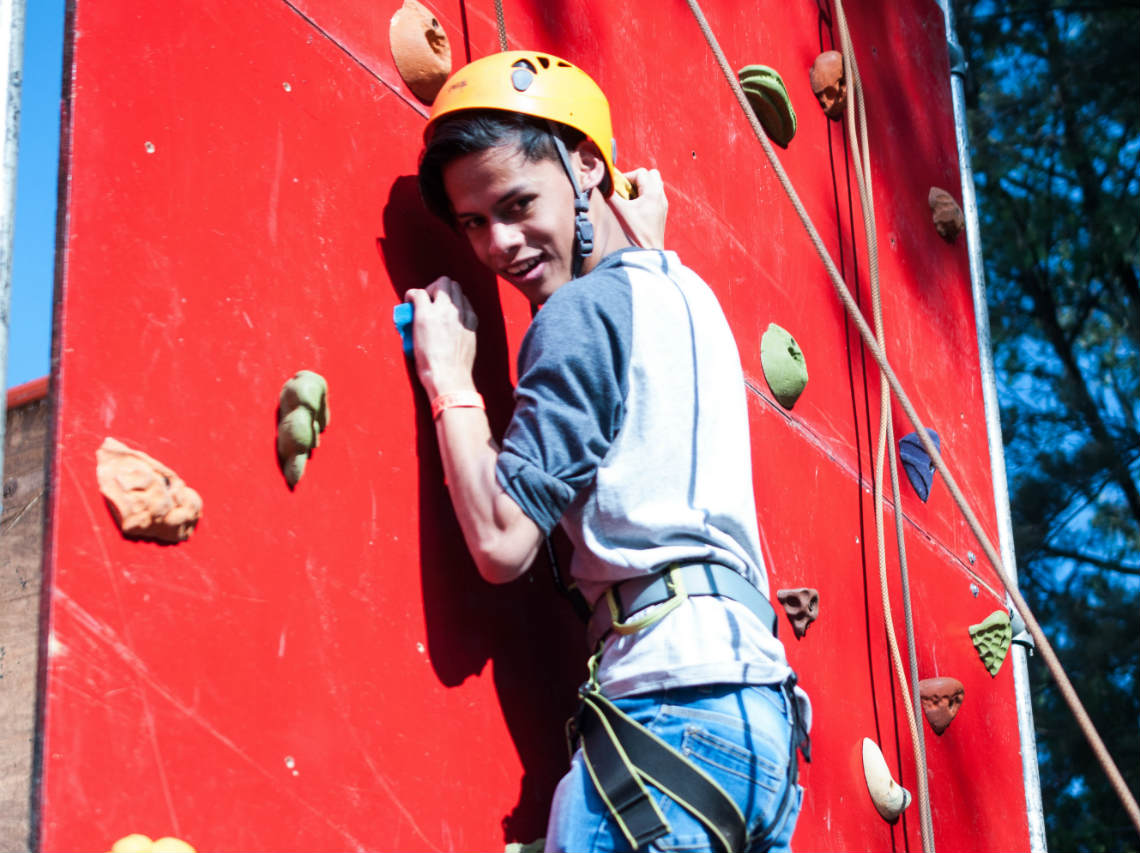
[496,248,797,701]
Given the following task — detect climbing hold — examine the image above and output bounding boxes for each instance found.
[969,610,1012,677]
[504,841,545,853]
[809,50,846,120]
[393,302,414,354]
[109,835,196,853]
[389,0,452,104]
[918,676,965,735]
[277,370,330,489]
[1010,607,1036,653]
[776,588,819,639]
[737,65,797,148]
[862,738,912,823]
[760,323,809,408]
[899,429,940,502]
[928,187,965,242]
[96,438,203,543]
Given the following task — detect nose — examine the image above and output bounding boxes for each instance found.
[487,221,524,261]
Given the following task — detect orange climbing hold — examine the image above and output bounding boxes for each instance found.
[809,51,846,119]
[918,676,965,735]
[389,0,451,104]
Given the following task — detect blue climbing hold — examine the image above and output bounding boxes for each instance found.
[393,302,414,355]
[899,429,941,502]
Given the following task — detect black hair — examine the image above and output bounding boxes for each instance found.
[417,110,610,225]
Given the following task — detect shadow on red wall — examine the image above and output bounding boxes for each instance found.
[378,174,586,842]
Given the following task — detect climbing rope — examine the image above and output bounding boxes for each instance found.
[493,0,508,51]
[830,0,935,846]
[682,0,1140,836]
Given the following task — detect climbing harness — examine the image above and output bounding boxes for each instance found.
[573,686,747,851]
[587,562,778,648]
[570,565,806,852]
[682,0,1140,835]
[572,678,806,852]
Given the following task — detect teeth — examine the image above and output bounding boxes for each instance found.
[507,258,539,276]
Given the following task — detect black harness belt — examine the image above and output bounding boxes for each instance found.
[587,562,779,648]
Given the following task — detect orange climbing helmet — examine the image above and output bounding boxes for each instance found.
[424,50,631,198]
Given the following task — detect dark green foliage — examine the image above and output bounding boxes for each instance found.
[951,0,1140,848]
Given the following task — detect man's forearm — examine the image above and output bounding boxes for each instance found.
[433,406,542,584]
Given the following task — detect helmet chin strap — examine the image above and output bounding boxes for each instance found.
[547,121,594,279]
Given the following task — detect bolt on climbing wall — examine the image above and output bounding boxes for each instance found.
[39,0,1032,850]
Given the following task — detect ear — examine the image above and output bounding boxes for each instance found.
[572,139,607,194]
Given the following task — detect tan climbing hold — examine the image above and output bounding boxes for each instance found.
[969,610,1012,677]
[929,187,965,241]
[918,676,965,735]
[96,438,203,543]
[809,50,846,120]
[110,835,196,853]
[389,0,452,104]
[776,588,819,639]
[862,738,912,824]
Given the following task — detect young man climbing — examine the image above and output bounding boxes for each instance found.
[404,51,809,852]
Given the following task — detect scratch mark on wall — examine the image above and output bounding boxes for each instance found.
[353,736,442,851]
[268,124,284,244]
[142,693,183,837]
[369,487,379,541]
[54,590,374,850]
[278,0,430,119]
[741,381,1006,600]
[667,183,768,276]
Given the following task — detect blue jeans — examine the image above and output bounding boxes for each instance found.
[545,683,804,852]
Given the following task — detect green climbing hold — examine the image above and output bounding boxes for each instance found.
[760,323,809,409]
[968,610,1012,677]
[277,370,330,489]
[737,65,797,148]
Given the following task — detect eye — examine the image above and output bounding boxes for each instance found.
[505,195,535,218]
[458,216,485,232]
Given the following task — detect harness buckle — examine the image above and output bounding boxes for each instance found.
[605,565,688,636]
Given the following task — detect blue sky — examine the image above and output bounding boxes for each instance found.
[5,0,64,389]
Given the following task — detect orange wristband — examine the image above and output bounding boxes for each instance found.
[431,390,485,420]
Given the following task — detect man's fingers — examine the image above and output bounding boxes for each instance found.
[406,279,478,331]
[405,288,431,310]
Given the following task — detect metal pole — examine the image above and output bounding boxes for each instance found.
[0,0,25,492]
[938,2,1047,849]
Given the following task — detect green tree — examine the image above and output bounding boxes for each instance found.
[951,1,1140,849]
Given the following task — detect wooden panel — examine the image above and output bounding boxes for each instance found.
[2,380,50,852]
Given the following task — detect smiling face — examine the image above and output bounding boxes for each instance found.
[443,142,584,305]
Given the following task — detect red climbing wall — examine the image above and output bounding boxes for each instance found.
[39,0,1032,850]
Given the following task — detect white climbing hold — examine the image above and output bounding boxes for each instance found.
[862,738,912,823]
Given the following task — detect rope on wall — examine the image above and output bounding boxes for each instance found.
[681,0,1140,835]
